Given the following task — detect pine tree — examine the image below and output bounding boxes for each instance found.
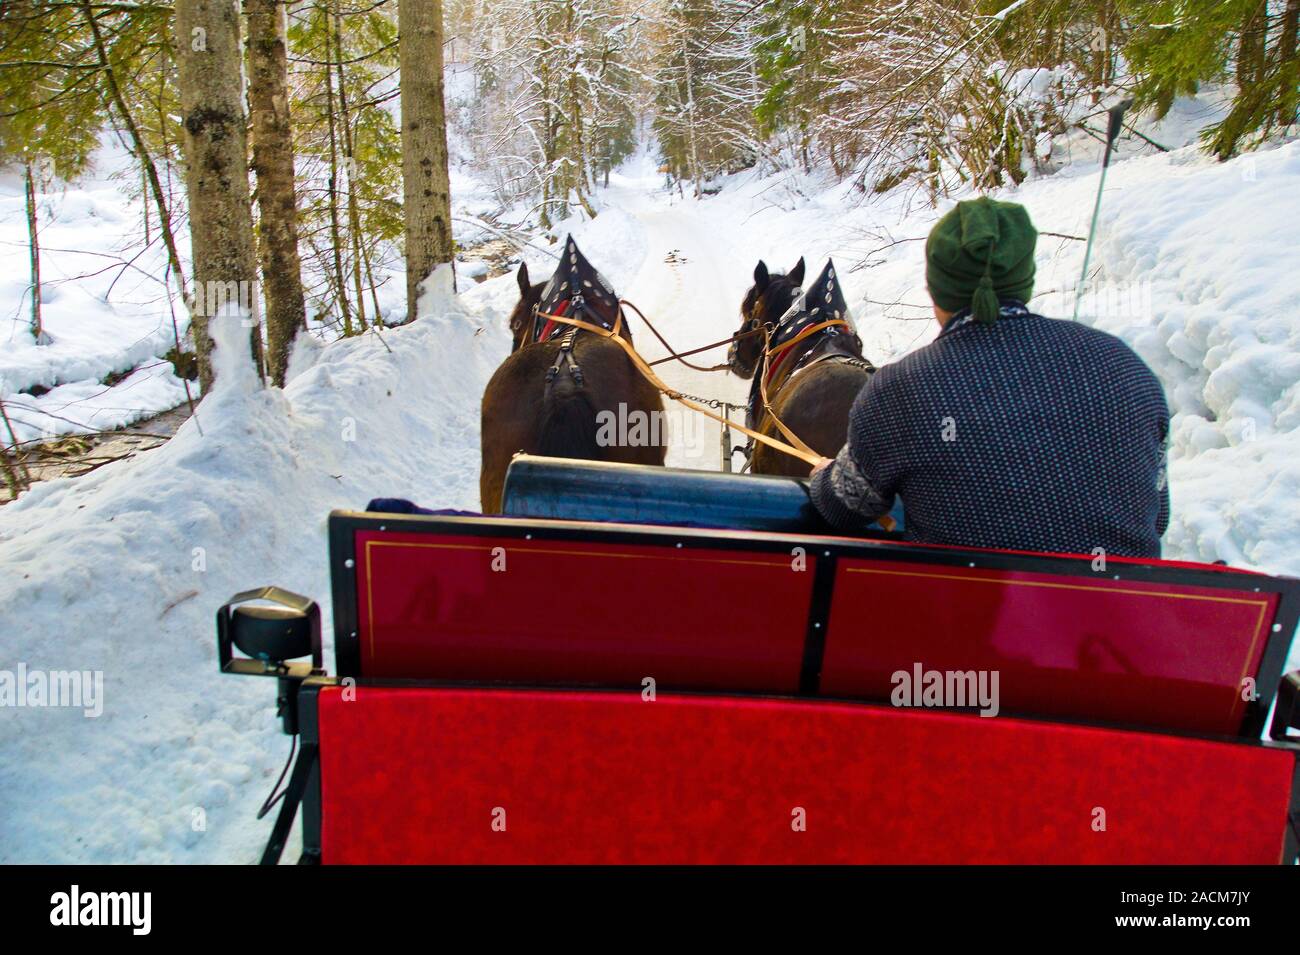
[288,1,403,332]
[1122,0,1300,158]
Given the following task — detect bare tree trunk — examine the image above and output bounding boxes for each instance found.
[248,0,308,386]
[175,0,264,390]
[361,237,384,326]
[563,0,596,218]
[682,39,701,198]
[399,0,455,316]
[323,4,353,335]
[0,396,32,496]
[24,161,46,345]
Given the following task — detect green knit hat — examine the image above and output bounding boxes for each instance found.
[925,197,1037,324]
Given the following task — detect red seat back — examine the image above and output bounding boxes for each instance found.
[329,513,1297,736]
[312,685,1296,864]
[821,557,1277,735]
[345,527,814,694]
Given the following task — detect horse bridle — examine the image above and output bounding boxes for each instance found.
[527,291,626,388]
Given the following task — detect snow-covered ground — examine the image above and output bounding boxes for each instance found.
[0,151,195,445]
[2,96,1298,862]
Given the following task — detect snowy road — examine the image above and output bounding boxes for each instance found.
[609,172,754,471]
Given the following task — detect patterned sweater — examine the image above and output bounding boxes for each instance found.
[809,303,1171,557]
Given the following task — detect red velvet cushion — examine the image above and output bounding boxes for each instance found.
[316,686,1294,864]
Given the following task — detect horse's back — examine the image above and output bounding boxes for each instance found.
[481,337,666,511]
[754,361,871,476]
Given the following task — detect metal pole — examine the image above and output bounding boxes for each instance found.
[1072,98,1132,322]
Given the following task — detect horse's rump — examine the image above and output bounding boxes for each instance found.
[480,336,666,512]
[752,359,873,477]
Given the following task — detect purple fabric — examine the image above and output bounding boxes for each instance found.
[366,498,483,518]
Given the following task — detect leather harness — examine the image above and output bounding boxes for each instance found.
[746,316,875,432]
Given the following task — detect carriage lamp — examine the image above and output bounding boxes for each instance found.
[216,586,323,735]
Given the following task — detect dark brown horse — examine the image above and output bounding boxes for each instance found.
[479,246,666,513]
[728,258,874,477]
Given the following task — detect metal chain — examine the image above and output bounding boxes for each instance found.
[666,389,730,410]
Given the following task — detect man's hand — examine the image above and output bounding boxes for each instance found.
[810,455,834,475]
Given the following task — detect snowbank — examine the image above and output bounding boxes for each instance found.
[0,268,513,863]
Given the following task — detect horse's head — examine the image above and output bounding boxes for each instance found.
[728,257,806,380]
[507,262,545,352]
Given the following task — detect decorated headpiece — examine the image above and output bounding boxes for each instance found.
[771,258,855,345]
[533,235,622,343]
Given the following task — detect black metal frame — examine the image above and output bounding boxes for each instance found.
[295,678,326,865]
[325,509,1300,737]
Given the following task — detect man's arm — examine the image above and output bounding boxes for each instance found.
[808,379,898,533]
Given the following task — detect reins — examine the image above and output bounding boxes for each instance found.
[618,298,764,371]
[532,304,824,469]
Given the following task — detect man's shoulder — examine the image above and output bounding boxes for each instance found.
[907,311,1157,374]
[1026,312,1135,350]
[867,311,1166,403]
[1027,314,1165,386]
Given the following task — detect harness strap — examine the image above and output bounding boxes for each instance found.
[755,327,819,459]
[546,328,584,387]
[764,318,853,388]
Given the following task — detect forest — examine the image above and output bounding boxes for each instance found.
[1,2,1295,458]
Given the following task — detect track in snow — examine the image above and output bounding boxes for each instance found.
[604,171,754,472]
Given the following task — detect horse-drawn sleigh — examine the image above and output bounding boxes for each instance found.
[217,239,1300,864]
[218,453,1300,864]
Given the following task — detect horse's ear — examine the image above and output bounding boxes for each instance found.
[788,257,806,286]
[753,260,770,291]
[516,262,530,295]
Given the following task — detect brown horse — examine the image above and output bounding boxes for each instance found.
[728,258,874,477]
[479,251,667,513]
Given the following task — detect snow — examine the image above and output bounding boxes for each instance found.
[0,152,191,440]
[3,362,194,445]
[0,125,499,443]
[2,97,1298,862]
[0,261,512,863]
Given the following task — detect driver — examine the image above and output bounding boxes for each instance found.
[809,197,1170,558]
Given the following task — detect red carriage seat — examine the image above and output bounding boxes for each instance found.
[231,511,1300,865]
[819,554,1280,736]
[302,684,1297,864]
[335,524,814,694]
